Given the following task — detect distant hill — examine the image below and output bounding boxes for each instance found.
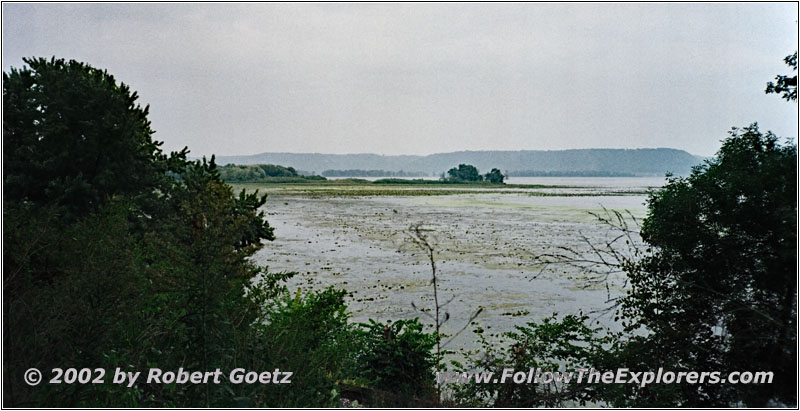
[214,149,703,177]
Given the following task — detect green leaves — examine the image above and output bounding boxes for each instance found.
[446,163,483,182]
[353,318,437,402]
[765,51,797,102]
[3,58,279,407]
[452,314,613,407]
[3,57,186,218]
[624,123,797,406]
[484,168,506,184]
[218,164,300,182]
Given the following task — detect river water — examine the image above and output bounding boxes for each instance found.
[253,177,665,352]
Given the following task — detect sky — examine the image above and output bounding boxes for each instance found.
[2,3,797,157]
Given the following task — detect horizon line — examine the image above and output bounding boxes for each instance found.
[194,146,705,159]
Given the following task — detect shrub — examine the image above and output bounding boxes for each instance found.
[353,319,437,406]
[451,314,615,407]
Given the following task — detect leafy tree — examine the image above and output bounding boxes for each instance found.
[619,123,797,406]
[765,51,797,101]
[484,168,505,184]
[3,58,277,407]
[3,57,187,217]
[446,164,483,182]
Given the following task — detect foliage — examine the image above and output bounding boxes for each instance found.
[452,314,616,407]
[484,168,506,184]
[3,56,440,409]
[3,57,286,407]
[242,287,360,407]
[444,164,505,184]
[494,123,797,408]
[765,51,797,101]
[3,57,187,218]
[617,123,797,407]
[405,224,484,405]
[217,163,328,183]
[7,52,795,409]
[446,164,483,182]
[352,319,437,405]
[4,200,147,406]
[3,156,282,406]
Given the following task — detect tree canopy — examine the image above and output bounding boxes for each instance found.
[619,123,797,406]
[446,164,483,182]
[3,57,187,216]
[484,168,505,184]
[218,163,298,181]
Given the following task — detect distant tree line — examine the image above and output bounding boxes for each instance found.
[218,163,325,182]
[507,170,639,177]
[321,169,429,177]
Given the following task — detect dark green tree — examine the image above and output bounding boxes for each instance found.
[2,57,278,407]
[3,57,187,216]
[619,123,797,406]
[765,51,797,101]
[484,168,505,184]
[446,164,482,182]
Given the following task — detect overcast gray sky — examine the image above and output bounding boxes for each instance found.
[3,3,797,157]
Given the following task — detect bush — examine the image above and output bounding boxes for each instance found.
[451,314,615,407]
[237,287,359,407]
[352,319,437,405]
